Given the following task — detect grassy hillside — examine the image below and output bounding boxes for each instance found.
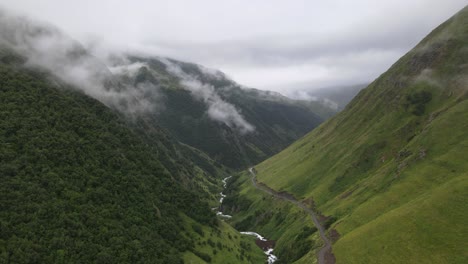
[222,172,323,263]
[252,6,468,263]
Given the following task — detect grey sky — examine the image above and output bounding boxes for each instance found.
[1,0,466,95]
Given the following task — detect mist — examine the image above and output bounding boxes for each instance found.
[161,58,254,133]
[0,8,255,134]
[0,10,162,116]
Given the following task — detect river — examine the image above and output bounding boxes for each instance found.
[217,176,278,263]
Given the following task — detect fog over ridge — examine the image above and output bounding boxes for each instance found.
[0,10,164,116]
[0,9,255,133]
[160,58,255,134]
[1,0,465,95]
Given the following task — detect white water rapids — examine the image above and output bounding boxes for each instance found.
[217,176,278,263]
[216,176,233,218]
[239,232,278,263]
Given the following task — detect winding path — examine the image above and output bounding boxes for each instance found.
[248,168,334,264]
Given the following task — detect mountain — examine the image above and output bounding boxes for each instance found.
[0,8,336,173]
[0,44,271,264]
[110,55,336,169]
[226,6,468,264]
[0,12,275,263]
[0,9,337,263]
[0,10,229,203]
[0,50,209,262]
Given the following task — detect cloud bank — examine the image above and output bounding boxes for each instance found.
[0,10,161,115]
[0,10,252,134]
[1,0,466,95]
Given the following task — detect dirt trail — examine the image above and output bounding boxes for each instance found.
[248,168,335,264]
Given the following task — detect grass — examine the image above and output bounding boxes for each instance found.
[247,6,468,264]
[223,172,322,263]
[334,174,467,264]
[181,215,265,264]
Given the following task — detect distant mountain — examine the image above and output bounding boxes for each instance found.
[290,84,366,110]
[228,5,468,263]
[0,10,337,171]
[110,55,336,169]
[303,84,368,111]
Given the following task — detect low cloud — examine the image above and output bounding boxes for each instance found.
[161,59,254,133]
[414,68,442,88]
[2,0,465,97]
[0,9,251,132]
[288,90,339,110]
[414,68,468,93]
[108,61,148,76]
[0,10,160,116]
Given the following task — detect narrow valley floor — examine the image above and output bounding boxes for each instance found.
[248,168,335,264]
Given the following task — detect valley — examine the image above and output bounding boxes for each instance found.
[248,168,333,264]
[1,3,467,264]
[236,5,468,263]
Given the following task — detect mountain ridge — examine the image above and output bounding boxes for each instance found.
[225,5,468,263]
[111,54,335,168]
[0,9,336,263]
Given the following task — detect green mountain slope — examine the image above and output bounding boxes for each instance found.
[250,6,468,263]
[0,47,266,263]
[0,11,272,262]
[0,56,205,263]
[112,56,335,169]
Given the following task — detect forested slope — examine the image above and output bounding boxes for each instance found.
[0,51,217,263]
[113,56,333,169]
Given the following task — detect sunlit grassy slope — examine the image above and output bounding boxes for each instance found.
[255,6,468,264]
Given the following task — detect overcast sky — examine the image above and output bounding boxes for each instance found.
[1,0,466,95]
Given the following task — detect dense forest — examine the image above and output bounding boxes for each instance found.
[0,51,215,263]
